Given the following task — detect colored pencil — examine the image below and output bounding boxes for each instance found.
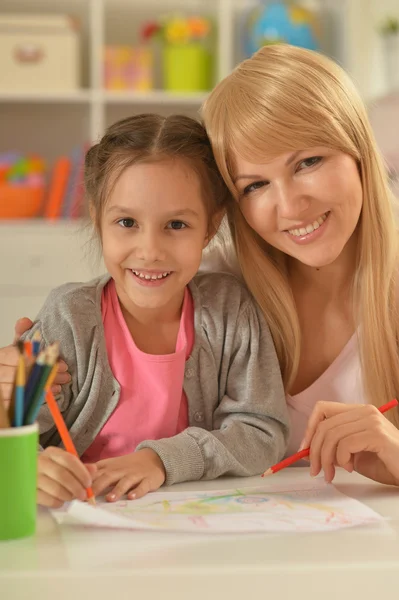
[7,340,24,424]
[24,340,32,358]
[262,399,399,477]
[0,385,10,428]
[22,349,46,419]
[13,352,26,427]
[45,389,96,505]
[24,344,59,425]
[32,330,41,357]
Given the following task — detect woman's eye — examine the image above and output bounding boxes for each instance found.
[242,181,268,195]
[298,156,322,170]
[168,221,186,230]
[117,218,136,228]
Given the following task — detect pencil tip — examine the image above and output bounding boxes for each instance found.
[262,469,273,477]
[87,496,96,506]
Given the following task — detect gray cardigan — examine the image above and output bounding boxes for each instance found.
[25,272,289,485]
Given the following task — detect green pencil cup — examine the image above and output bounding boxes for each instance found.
[162,43,212,91]
[0,423,38,541]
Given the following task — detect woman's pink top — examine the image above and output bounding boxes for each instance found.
[286,334,364,457]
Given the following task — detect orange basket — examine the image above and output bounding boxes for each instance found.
[0,184,44,219]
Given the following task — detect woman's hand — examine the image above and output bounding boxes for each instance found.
[38,447,97,508]
[0,318,71,402]
[301,401,399,486]
[92,449,166,502]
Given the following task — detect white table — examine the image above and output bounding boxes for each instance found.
[1,468,399,600]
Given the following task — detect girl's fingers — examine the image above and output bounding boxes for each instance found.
[39,456,87,501]
[92,471,124,496]
[51,384,61,395]
[42,447,93,489]
[37,472,77,504]
[37,487,65,509]
[106,474,143,502]
[128,479,151,500]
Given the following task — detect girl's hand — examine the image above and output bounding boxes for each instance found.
[0,318,71,401]
[301,402,399,486]
[92,449,166,502]
[38,447,96,508]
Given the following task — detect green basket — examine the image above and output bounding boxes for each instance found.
[162,43,212,92]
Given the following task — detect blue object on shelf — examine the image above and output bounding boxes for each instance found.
[244,1,320,58]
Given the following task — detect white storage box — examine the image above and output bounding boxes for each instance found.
[0,14,80,91]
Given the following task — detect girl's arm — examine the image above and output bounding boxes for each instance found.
[137,299,289,485]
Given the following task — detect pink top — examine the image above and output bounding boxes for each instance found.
[81,280,193,463]
[285,334,364,458]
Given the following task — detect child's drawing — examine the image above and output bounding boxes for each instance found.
[53,479,384,534]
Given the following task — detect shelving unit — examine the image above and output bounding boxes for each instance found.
[0,0,382,161]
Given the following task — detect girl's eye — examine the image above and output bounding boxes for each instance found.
[298,156,322,170]
[167,221,187,230]
[117,218,136,228]
[242,181,268,196]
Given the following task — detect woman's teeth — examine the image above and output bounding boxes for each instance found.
[132,270,171,280]
[288,212,329,237]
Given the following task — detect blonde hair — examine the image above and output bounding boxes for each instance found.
[202,44,399,425]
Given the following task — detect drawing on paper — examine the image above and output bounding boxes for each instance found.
[52,479,385,534]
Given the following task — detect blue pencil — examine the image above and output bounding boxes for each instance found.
[32,330,41,357]
[13,354,26,427]
[23,350,46,421]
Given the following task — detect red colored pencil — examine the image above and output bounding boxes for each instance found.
[262,399,399,477]
[45,389,96,505]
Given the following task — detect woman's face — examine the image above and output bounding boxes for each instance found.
[232,147,363,268]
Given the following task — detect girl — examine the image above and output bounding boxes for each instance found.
[201,44,399,486]
[18,114,288,508]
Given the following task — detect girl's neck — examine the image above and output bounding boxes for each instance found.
[115,285,186,354]
[117,286,185,327]
[288,231,358,300]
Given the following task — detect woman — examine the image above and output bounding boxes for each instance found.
[2,45,399,486]
[201,44,399,486]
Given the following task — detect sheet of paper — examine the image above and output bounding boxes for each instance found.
[52,479,384,534]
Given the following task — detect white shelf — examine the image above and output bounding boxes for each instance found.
[0,90,92,103]
[103,90,208,105]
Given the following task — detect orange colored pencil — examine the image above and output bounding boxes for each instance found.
[262,399,399,477]
[45,389,96,505]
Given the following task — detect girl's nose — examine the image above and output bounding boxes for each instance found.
[133,231,166,263]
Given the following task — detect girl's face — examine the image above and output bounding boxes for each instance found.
[232,147,363,269]
[101,158,209,316]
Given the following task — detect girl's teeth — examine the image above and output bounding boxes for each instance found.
[288,212,328,237]
[132,270,170,280]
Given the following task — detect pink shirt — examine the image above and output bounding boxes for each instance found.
[285,334,364,458]
[81,280,193,462]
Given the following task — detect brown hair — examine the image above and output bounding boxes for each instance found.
[84,113,230,235]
